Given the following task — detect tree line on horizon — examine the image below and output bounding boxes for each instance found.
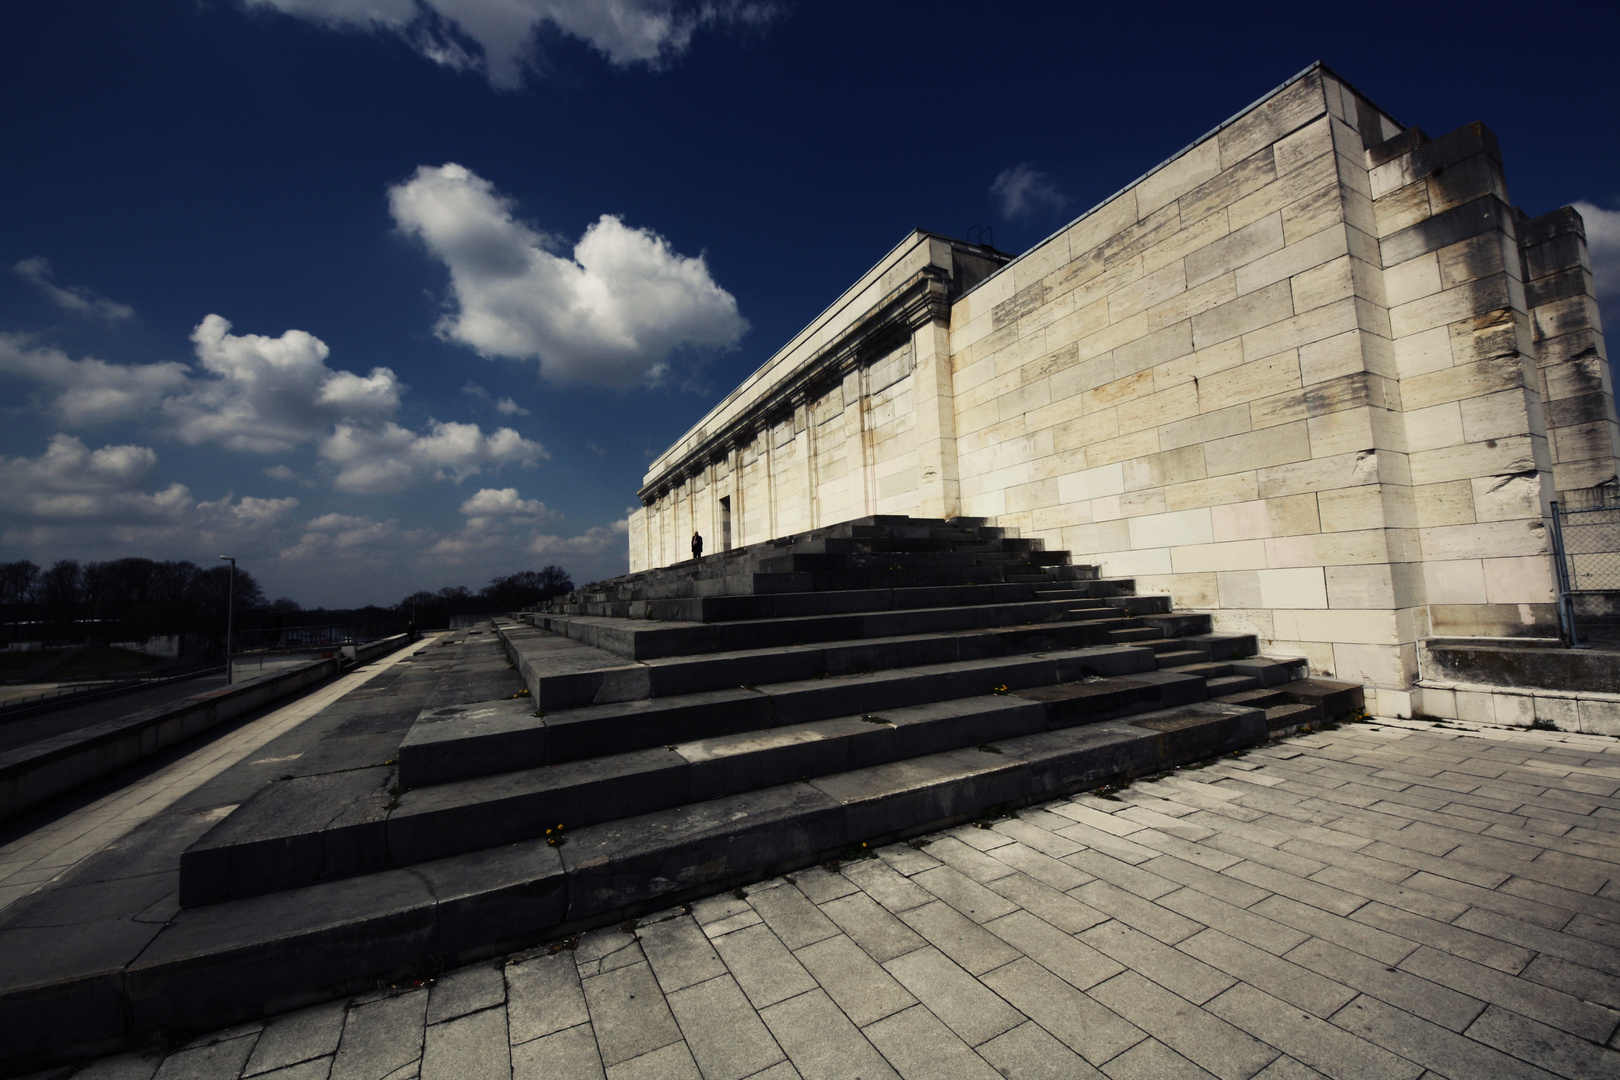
[0,557,577,646]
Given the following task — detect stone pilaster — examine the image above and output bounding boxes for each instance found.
[912,314,961,519]
[1518,206,1620,500]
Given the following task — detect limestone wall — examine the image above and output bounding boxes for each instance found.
[629,63,1618,718]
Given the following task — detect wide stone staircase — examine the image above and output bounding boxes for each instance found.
[182,516,1359,908]
[5,516,1362,1067]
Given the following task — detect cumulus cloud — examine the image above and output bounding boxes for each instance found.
[1574,201,1620,299]
[278,511,427,565]
[242,0,776,89]
[0,317,401,445]
[321,419,546,494]
[0,334,190,426]
[991,163,1068,220]
[0,434,187,522]
[459,487,552,518]
[168,314,404,452]
[390,164,747,386]
[463,381,531,416]
[529,519,629,556]
[13,257,134,320]
[2,315,541,495]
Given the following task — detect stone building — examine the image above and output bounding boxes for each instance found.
[628,63,1617,719]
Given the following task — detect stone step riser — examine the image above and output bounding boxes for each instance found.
[561,574,1115,620]
[540,598,1104,660]
[424,644,1162,785]
[760,552,1046,573]
[752,567,1044,594]
[668,580,1104,623]
[509,617,1245,713]
[179,686,1255,906]
[543,516,1043,609]
[87,702,1262,1067]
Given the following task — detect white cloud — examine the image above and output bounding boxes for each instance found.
[459,487,552,517]
[1574,201,1620,299]
[2,315,540,495]
[0,434,187,522]
[0,334,190,426]
[201,493,302,529]
[13,257,134,320]
[167,314,404,452]
[242,0,775,89]
[321,419,546,494]
[390,164,747,387]
[279,511,426,564]
[991,164,1068,220]
[529,519,628,556]
[463,382,531,415]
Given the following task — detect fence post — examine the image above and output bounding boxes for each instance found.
[1549,501,1581,647]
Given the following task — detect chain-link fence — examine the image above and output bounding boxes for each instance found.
[1550,494,1620,644]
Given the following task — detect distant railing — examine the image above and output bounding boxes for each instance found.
[1549,492,1620,645]
[232,623,401,652]
[0,663,225,717]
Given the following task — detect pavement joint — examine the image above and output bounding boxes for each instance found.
[7,717,1619,1079]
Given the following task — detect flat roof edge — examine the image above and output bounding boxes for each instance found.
[961,60,1400,305]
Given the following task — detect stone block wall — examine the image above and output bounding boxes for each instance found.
[629,63,1617,717]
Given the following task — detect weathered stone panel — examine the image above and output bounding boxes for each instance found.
[629,63,1615,718]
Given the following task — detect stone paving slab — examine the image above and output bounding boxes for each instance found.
[19,716,1619,1080]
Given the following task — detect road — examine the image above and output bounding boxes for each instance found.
[0,673,232,754]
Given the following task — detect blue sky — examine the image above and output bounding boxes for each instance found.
[3,1,1618,608]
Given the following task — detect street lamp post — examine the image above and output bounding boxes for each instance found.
[219,555,236,685]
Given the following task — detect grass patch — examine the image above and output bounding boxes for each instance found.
[52,647,159,678]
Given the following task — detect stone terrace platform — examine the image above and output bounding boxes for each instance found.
[37,717,1620,1080]
[0,515,1380,1073]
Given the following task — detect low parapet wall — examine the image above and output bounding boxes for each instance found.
[0,633,410,821]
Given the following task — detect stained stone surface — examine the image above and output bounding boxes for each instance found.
[27,717,1619,1080]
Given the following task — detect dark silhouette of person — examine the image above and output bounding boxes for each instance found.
[691,531,703,560]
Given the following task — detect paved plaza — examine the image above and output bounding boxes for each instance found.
[23,715,1619,1080]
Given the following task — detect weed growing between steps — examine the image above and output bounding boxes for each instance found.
[820,842,874,872]
[1091,769,1140,800]
[971,805,1015,828]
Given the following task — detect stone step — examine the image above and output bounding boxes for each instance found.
[559,573,1127,621]
[59,701,1260,1063]
[760,550,1048,574]
[405,643,1160,786]
[185,674,1226,906]
[501,611,1199,711]
[1264,702,1319,731]
[1141,612,1214,637]
[593,580,1103,622]
[1204,674,1261,696]
[750,566,1029,593]
[533,597,1112,660]
[1209,686,1295,710]
[1278,677,1365,719]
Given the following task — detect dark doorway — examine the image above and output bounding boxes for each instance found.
[720,496,732,551]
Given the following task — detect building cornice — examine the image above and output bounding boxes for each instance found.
[639,265,953,504]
